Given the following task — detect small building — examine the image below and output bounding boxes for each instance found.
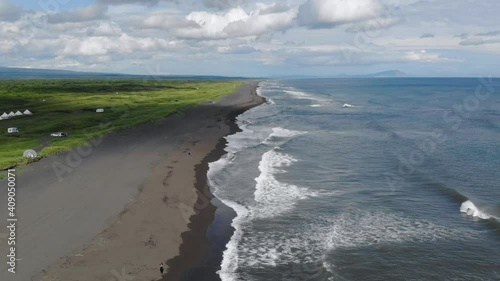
[15,110,23,116]
[8,112,15,117]
[23,109,33,115]
[96,108,104,113]
[1,112,8,118]
[7,127,18,134]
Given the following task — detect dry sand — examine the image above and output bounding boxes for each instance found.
[0,82,264,281]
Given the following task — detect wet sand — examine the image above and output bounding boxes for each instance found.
[0,82,264,281]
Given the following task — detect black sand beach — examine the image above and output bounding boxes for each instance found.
[0,82,264,281]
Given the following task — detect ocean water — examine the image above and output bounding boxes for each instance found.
[207,78,500,281]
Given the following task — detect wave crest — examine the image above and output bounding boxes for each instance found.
[460,200,491,220]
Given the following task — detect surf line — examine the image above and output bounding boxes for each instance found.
[6,168,18,274]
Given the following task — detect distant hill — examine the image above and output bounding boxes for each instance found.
[0,66,246,80]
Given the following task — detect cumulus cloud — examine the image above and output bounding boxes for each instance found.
[60,33,176,56]
[142,11,197,29]
[87,22,122,36]
[178,5,297,39]
[0,0,22,22]
[405,50,457,62]
[420,33,434,38]
[48,5,108,24]
[297,0,383,29]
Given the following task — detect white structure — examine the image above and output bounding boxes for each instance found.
[15,111,23,116]
[7,127,18,134]
[23,149,37,158]
[23,109,33,115]
[51,132,68,137]
[0,117,3,121]
[1,112,8,118]
[96,108,104,113]
[8,112,15,117]
[342,103,354,108]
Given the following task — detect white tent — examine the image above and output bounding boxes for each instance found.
[0,117,3,121]
[1,113,8,118]
[8,112,15,117]
[23,109,33,115]
[15,111,23,116]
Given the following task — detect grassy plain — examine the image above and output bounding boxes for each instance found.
[0,79,242,174]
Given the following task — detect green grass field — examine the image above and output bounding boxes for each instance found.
[0,79,242,175]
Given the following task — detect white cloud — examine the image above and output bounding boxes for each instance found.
[297,0,383,28]
[60,33,177,56]
[405,49,458,63]
[178,5,297,39]
[142,11,196,29]
[89,22,122,36]
[223,7,297,37]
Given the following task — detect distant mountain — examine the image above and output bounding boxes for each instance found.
[0,66,246,80]
[368,70,408,77]
[0,66,111,79]
[337,70,408,78]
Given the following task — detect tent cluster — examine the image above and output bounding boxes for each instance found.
[0,109,32,120]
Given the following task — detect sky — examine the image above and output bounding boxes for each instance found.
[0,0,499,77]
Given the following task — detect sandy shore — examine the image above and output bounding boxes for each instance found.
[0,82,264,281]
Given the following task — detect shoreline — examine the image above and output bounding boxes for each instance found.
[163,85,265,281]
[0,81,263,281]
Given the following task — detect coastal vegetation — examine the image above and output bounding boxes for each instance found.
[0,79,242,175]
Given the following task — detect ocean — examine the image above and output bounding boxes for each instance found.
[207,78,500,281]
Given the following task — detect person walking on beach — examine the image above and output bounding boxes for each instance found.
[160,263,164,275]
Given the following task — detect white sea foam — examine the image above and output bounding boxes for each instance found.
[460,200,491,219]
[230,211,479,272]
[207,154,236,193]
[262,127,306,145]
[310,104,321,107]
[218,141,316,280]
[324,211,474,249]
[253,149,317,218]
[284,89,327,103]
[218,199,250,281]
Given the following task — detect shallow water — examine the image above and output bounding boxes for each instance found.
[209,78,500,281]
